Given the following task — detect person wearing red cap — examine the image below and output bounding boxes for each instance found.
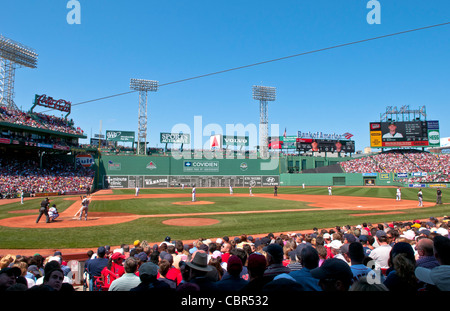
[98,252,125,290]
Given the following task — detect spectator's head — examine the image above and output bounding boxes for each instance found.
[375,230,388,244]
[263,243,284,265]
[124,257,139,274]
[247,253,267,279]
[230,247,247,267]
[139,262,159,282]
[227,255,243,277]
[311,258,353,291]
[158,259,171,278]
[349,276,389,291]
[43,266,64,291]
[416,238,434,257]
[0,267,21,290]
[186,251,213,278]
[348,242,365,264]
[97,246,106,258]
[298,245,319,270]
[433,235,450,265]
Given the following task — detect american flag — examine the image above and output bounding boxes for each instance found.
[343,132,353,139]
[283,128,287,138]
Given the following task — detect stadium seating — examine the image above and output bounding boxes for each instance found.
[340,150,450,183]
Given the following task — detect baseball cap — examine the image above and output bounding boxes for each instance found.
[329,240,343,250]
[263,243,283,261]
[139,262,158,277]
[211,250,222,259]
[415,266,450,291]
[376,230,387,238]
[0,267,21,277]
[111,252,125,261]
[310,258,353,281]
[227,255,243,275]
[247,253,267,271]
[97,246,106,257]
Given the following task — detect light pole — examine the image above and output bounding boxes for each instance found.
[252,85,276,158]
[130,78,158,155]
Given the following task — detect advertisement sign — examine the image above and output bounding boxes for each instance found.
[183,160,220,173]
[427,121,440,147]
[223,136,249,146]
[160,133,190,144]
[33,94,71,113]
[106,130,135,142]
[210,135,222,149]
[296,138,355,153]
[76,154,94,168]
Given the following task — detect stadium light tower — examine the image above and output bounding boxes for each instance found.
[0,35,38,110]
[253,85,276,158]
[130,78,158,155]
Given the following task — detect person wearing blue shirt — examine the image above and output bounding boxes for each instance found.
[289,245,322,291]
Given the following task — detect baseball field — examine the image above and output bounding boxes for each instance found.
[0,186,447,256]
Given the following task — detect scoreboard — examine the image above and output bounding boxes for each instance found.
[370,120,440,148]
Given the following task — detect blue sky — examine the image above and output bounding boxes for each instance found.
[1,0,449,151]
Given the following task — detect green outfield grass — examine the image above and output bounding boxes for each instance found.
[0,186,448,250]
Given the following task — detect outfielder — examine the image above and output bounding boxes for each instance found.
[229,185,233,195]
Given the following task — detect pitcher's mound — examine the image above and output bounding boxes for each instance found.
[172,201,215,205]
[162,218,220,226]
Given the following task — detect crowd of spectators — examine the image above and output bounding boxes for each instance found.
[0,106,83,135]
[0,157,93,197]
[340,151,450,183]
[3,215,450,293]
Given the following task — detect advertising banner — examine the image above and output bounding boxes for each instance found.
[223,136,249,146]
[160,133,190,144]
[296,138,355,153]
[106,130,135,142]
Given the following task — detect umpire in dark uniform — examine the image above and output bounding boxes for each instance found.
[36,197,50,223]
[436,188,443,205]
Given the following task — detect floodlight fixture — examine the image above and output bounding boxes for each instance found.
[0,35,38,109]
[252,85,276,102]
[0,35,38,69]
[130,78,159,155]
[130,78,158,92]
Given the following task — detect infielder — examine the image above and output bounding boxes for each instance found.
[229,185,233,195]
[192,186,196,202]
[135,186,140,197]
[418,189,423,207]
[249,186,253,196]
[328,186,332,196]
